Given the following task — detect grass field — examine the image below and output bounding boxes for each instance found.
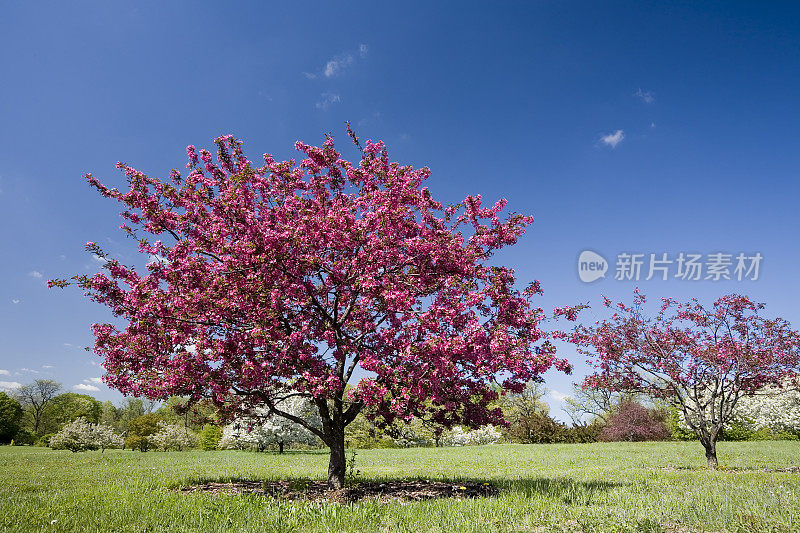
[1,441,799,532]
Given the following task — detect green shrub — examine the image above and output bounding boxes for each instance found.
[13,429,36,446]
[666,407,697,441]
[720,416,758,441]
[125,413,161,451]
[563,421,603,443]
[199,424,221,450]
[36,433,54,447]
[125,434,150,452]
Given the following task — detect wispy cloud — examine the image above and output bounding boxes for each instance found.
[315,92,341,110]
[548,390,568,402]
[11,299,20,304]
[308,44,369,80]
[28,270,43,279]
[0,381,22,391]
[87,377,103,384]
[324,54,354,78]
[42,365,54,369]
[63,343,73,348]
[635,88,654,103]
[357,111,382,128]
[0,369,9,376]
[20,368,40,374]
[91,254,108,264]
[74,383,100,392]
[601,130,625,148]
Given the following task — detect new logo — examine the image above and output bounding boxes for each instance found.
[578,250,608,283]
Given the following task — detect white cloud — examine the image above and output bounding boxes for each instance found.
[548,390,569,402]
[315,92,341,110]
[91,254,108,264]
[74,383,100,392]
[20,368,40,374]
[635,88,654,103]
[324,54,354,78]
[42,365,54,369]
[306,44,368,85]
[87,377,103,384]
[601,130,625,148]
[28,270,43,279]
[0,369,9,375]
[63,343,73,348]
[0,381,22,391]
[650,122,656,129]
[11,299,20,304]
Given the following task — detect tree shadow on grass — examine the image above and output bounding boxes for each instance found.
[171,475,626,506]
[503,477,627,506]
[171,476,498,503]
[264,449,330,456]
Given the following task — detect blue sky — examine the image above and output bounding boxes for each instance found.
[1,1,798,420]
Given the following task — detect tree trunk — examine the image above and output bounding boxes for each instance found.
[327,434,346,489]
[278,441,284,454]
[703,439,718,469]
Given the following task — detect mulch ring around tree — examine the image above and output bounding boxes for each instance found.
[175,479,499,504]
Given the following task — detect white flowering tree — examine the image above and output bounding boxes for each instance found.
[94,423,125,451]
[49,418,123,452]
[220,396,321,453]
[732,384,800,435]
[669,382,800,439]
[150,422,199,451]
[441,425,502,446]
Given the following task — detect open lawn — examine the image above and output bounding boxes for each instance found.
[1,441,799,532]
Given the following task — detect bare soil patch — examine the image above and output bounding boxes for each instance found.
[175,479,498,504]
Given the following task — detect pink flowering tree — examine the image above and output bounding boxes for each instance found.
[571,291,800,468]
[50,130,572,487]
[598,400,668,442]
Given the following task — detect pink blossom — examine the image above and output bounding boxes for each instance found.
[50,132,576,488]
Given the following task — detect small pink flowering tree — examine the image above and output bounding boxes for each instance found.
[598,400,668,442]
[571,291,800,467]
[51,130,571,487]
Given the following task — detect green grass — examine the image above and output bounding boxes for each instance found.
[1,441,799,532]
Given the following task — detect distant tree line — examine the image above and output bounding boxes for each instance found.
[0,379,216,451]
[2,377,797,452]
